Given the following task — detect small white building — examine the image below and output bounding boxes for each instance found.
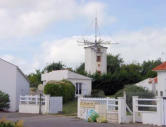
[41,70,92,96]
[135,77,157,94]
[152,62,166,97]
[0,58,30,112]
[85,45,107,75]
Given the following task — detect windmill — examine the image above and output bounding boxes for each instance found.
[78,17,119,74]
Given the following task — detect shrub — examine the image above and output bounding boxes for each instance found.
[0,91,10,111]
[91,89,105,97]
[44,80,75,103]
[113,85,155,110]
[0,118,24,127]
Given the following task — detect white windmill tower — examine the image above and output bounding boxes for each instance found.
[78,17,119,75]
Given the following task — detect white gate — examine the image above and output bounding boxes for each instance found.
[49,97,62,114]
[133,96,163,126]
[19,95,62,114]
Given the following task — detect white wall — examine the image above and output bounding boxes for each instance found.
[85,46,107,74]
[69,79,91,96]
[157,71,166,96]
[16,69,30,111]
[0,60,17,112]
[135,79,153,91]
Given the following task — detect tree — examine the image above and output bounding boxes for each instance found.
[0,91,10,110]
[27,70,42,88]
[75,63,87,75]
[107,54,123,73]
[43,62,65,72]
[141,59,162,78]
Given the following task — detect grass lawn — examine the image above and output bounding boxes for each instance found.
[62,99,77,116]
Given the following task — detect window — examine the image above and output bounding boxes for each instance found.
[160,91,163,96]
[97,56,101,62]
[76,83,82,95]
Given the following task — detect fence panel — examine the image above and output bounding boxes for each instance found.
[132,96,163,126]
[19,95,62,114]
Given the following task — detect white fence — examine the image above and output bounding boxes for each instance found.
[19,95,62,114]
[133,96,163,126]
[77,97,132,123]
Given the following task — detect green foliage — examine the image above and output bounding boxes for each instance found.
[92,55,162,95]
[0,118,24,127]
[43,62,65,72]
[75,63,87,75]
[113,85,155,110]
[141,59,162,78]
[107,54,123,73]
[27,70,42,88]
[62,99,77,115]
[44,80,75,103]
[0,91,10,110]
[91,89,105,97]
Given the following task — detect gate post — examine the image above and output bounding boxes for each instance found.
[77,97,81,118]
[156,97,164,126]
[118,97,126,124]
[132,96,138,123]
[45,95,50,114]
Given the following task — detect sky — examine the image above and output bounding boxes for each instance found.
[0,0,166,74]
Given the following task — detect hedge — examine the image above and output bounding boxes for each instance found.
[44,80,75,103]
[0,91,10,110]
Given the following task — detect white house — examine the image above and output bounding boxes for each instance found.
[0,58,30,112]
[152,62,166,97]
[41,70,92,96]
[135,77,157,94]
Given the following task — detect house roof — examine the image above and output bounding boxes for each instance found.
[42,69,92,81]
[152,62,166,71]
[0,58,29,83]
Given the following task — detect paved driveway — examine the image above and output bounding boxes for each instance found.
[0,112,156,127]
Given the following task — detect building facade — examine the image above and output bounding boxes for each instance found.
[0,58,30,112]
[84,45,107,74]
[153,62,166,97]
[41,70,92,96]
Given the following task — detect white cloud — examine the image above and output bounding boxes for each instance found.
[33,28,166,72]
[1,54,32,74]
[0,0,115,39]
[32,36,84,71]
[1,27,166,74]
[111,28,166,63]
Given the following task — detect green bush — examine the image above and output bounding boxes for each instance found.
[113,85,155,110]
[91,89,105,97]
[44,80,75,103]
[0,91,10,111]
[0,118,24,127]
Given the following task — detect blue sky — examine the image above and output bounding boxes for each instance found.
[0,0,166,74]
